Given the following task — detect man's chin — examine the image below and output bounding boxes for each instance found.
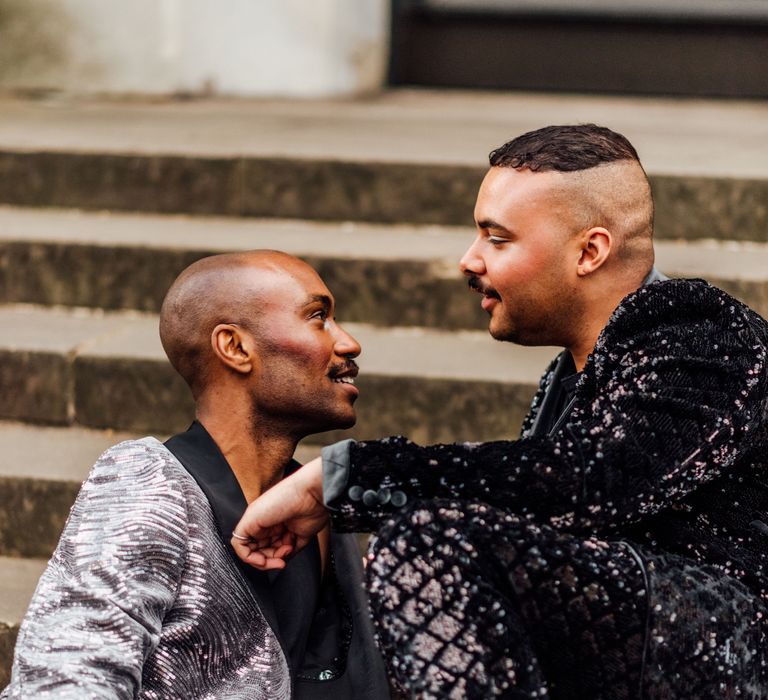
[312,412,357,435]
[334,414,357,431]
[489,324,550,347]
[488,322,516,343]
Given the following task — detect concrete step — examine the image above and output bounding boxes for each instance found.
[0,92,767,241]
[0,205,486,331]
[0,303,550,444]
[2,206,767,323]
[0,422,137,559]
[0,555,48,688]
[0,420,324,559]
[655,239,768,320]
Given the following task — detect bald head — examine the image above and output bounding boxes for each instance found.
[159,250,313,398]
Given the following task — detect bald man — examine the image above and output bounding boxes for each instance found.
[233,126,768,698]
[2,252,389,699]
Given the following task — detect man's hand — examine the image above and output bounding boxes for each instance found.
[231,456,327,570]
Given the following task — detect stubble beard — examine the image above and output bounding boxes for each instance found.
[248,387,358,443]
[488,298,571,348]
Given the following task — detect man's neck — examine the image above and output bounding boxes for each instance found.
[566,277,644,371]
[196,410,298,503]
[568,333,600,373]
[565,263,663,371]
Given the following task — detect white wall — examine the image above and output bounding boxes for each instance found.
[0,0,390,97]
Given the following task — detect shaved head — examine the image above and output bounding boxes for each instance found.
[159,250,310,398]
[489,124,655,274]
[547,161,654,266]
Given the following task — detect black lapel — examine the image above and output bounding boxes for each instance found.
[164,421,284,639]
[528,351,573,437]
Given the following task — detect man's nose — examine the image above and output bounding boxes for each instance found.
[334,324,361,358]
[459,236,486,276]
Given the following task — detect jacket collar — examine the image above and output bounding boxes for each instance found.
[164,420,299,641]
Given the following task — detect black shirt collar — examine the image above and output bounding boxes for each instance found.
[164,420,301,545]
[164,421,292,642]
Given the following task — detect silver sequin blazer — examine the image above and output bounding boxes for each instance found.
[2,438,291,699]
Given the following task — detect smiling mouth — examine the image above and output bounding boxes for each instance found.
[329,360,359,386]
[332,376,356,385]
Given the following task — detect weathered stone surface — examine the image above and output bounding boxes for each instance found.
[1,151,768,241]
[0,151,476,225]
[0,476,79,558]
[312,374,537,445]
[2,241,208,313]
[0,350,69,424]
[4,207,768,327]
[0,622,18,689]
[0,243,9,304]
[241,158,483,225]
[0,555,48,689]
[0,151,243,216]
[651,175,768,243]
[0,241,487,329]
[74,357,195,435]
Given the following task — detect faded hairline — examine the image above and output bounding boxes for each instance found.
[546,161,655,269]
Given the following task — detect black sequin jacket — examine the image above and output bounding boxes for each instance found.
[329,279,768,600]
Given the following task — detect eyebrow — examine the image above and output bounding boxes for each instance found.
[302,294,333,311]
[476,218,511,233]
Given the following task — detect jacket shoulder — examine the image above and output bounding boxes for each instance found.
[597,279,768,356]
[82,437,194,498]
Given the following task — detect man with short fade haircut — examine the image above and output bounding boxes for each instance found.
[233,126,768,698]
[2,251,390,699]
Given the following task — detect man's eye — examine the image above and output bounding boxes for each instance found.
[311,310,328,321]
[488,236,508,245]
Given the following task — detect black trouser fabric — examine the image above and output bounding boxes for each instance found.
[365,500,765,699]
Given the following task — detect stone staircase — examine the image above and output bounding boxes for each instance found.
[1,89,767,687]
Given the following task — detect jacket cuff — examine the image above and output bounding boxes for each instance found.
[321,439,354,512]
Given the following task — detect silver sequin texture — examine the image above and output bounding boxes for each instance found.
[2,438,290,699]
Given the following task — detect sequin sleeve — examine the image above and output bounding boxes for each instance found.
[4,439,190,698]
[331,281,768,534]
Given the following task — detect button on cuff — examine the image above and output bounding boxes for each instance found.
[391,490,407,507]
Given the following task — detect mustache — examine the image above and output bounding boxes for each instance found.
[467,275,500,299]
[328,359,359,378]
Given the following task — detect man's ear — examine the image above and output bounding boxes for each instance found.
[576,226,612,277]
[211,324,256,375]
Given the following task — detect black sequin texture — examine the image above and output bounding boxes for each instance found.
[331,280,768,698]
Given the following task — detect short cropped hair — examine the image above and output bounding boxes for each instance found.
[489,124,640,172]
